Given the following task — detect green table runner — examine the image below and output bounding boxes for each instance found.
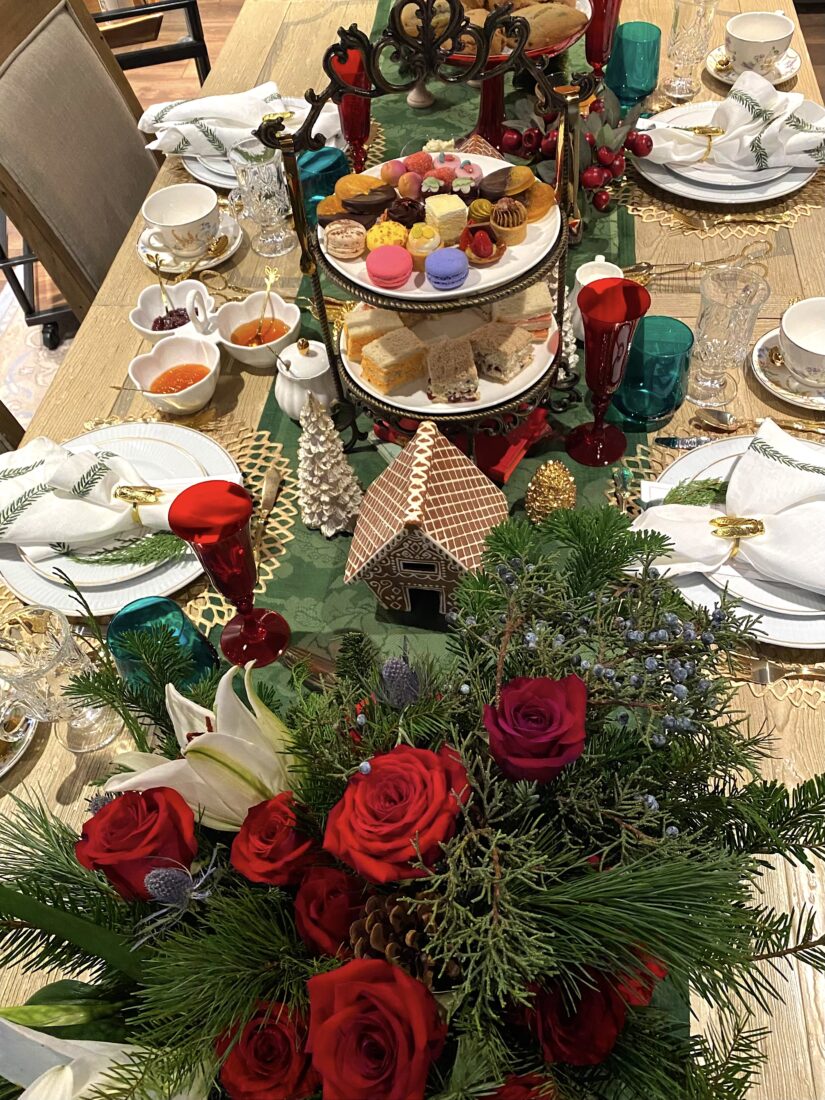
[248,3,643,668]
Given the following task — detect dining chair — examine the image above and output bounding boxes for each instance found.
[0,0,159,321]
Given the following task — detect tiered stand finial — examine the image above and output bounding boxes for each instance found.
[255,0,595,448]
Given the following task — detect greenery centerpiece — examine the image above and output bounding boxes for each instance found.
[1,508,824,1100]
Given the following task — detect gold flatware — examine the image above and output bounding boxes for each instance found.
[623,240,771,285]
[730,653,825,685]
[769,345,786,368]
[672,209,791,232]
[713,52,733,74]
[170,235,230,284]
[693,409,825,435]
[146,252,173,315]
[248,266,278,346]
[254,466,284,558]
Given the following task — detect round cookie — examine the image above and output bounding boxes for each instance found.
[366,245,413,289]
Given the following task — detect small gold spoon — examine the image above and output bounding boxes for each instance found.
[247,266,278,347]
[170,235,230,284]
[146,253,173,314]
[694,408,825,435]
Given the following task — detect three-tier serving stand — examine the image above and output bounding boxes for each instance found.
[255,0,595,446]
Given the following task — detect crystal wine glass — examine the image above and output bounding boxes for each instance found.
[566,277,652,467]
[168,481,291,668]
[663,0,718,103]
[585,0,625,82]
[229,138,297,258]
[331,49,371,173]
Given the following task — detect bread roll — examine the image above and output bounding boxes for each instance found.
[504,2,587,48]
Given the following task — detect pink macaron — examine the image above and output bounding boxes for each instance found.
[365,244,413,289]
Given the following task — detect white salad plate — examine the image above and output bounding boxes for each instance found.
[706,44,802,87]
[319,152,562,303]
[0,423,240,618]
[138,210,242,274]
[751,328,825,413]
[340,307,560,415]
[653,435,825,648]
[182,156,237,189]
[636,102,819,205]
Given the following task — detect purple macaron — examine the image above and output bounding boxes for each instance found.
[425,247,469,291]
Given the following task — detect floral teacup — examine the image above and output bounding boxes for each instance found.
[142,183,220,260]
[724,11,794,76]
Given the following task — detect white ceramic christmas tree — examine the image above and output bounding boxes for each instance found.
[297,394,363,538]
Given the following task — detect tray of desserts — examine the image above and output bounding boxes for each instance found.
[340,284,559,415]
[316,151,560,303]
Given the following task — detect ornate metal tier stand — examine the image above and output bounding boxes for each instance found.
[256,0,595,444]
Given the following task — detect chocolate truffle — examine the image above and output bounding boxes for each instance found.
[385,197,425,229]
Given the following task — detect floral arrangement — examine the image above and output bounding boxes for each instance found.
[2,508,825,1100]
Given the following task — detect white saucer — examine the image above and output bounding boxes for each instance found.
[751,328,825,412]
[138,210,243,275]
[706,44,802,87]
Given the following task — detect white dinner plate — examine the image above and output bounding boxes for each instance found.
[706,44,802,87]
[652,436,825,647]
[635,102,819,205]
[182,156,236,189]
[751,328,825,413]
[0,423,240,618]
[340,308,560,415]
[319,153,562,303]
[196,156,236,180]
[138,210,243,274]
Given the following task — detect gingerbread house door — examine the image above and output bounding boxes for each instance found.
[361,527,467,614]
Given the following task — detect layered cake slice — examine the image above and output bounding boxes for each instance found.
[344,308,404,362]
[491,283,555,340]
[360,328,427,395]
[427,337,479,403]
[470,322,534,383]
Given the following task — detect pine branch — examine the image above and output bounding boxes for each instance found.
[715,776,825,869]
[663,479,728,506]
[52,532,187,567]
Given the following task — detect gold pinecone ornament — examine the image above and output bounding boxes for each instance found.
[525,460,577,524]
[350,894,434,987]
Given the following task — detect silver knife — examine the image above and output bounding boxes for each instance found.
[654,436,714,449]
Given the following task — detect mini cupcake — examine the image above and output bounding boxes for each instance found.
[406,222,441,272]
[451,176,477,204]
[385,197,425,229]
[366,220,409,251]
[468,197,493,225]
[455,158,483,185]
[491,197,528,245]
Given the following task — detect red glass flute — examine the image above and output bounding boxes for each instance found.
[585,0,624,81]
[168,481,290,668]
[332,50,371,173]
[566,278,652,468]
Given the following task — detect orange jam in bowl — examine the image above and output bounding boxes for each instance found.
[230,318,290,347]
[149,363,210,394]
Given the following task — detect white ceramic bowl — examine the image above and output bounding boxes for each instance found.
[214,291,301,368]
[128,334,221,415]
[130,281,216,344]
[780,297,825,387]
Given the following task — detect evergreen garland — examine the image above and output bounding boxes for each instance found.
[1,509,824,1100]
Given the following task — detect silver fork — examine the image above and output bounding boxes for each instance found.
[730,653,825,685]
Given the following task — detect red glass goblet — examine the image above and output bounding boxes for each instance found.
[566,277,651,468]
[168,481,290,668]
[332,50,371,173]
[586,0,624,81]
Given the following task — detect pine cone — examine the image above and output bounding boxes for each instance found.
[350,894,434,987]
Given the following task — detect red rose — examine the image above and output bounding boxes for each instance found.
[231,793,320,886]
[75,788,197,901]
[323,745,470,884]
[526,971,628,1066]
[217,1001,318,1100]
[490,1073,556,1099]
[295,865,366,957]
[484,676,587,782]
[618,954,668,1007]
[307,958,446,1100]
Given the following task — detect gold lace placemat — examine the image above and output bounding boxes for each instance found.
[604,444,825,710]
[617,169,825,240]
[0,418,297,639]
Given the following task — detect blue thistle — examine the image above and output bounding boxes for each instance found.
[380,655,420,709]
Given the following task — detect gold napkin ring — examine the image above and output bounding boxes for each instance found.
[114,485,164,526]
[676,124,726,163]
[710,515,765,560]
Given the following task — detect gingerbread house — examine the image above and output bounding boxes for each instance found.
[344,421,508,613]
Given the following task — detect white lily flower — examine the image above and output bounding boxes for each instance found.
[106,662,293,830]
[0,1018,205,1099]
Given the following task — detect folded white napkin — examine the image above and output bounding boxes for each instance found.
[642,71,825,170]
[139,82,341,157]
[631,420,825,596]
[0,439,242,563]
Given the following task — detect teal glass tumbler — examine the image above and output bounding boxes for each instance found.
[107,597,219,689]
[605,21,662,108]
[613,316,694,426]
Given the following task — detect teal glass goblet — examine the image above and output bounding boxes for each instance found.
[613,315,695,427]
[107,597,219,689]
[605,21,662,108]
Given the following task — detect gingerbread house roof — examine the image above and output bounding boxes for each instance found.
[344,421,508,582]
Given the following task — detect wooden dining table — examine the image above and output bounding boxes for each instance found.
[3,0,825,1094]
